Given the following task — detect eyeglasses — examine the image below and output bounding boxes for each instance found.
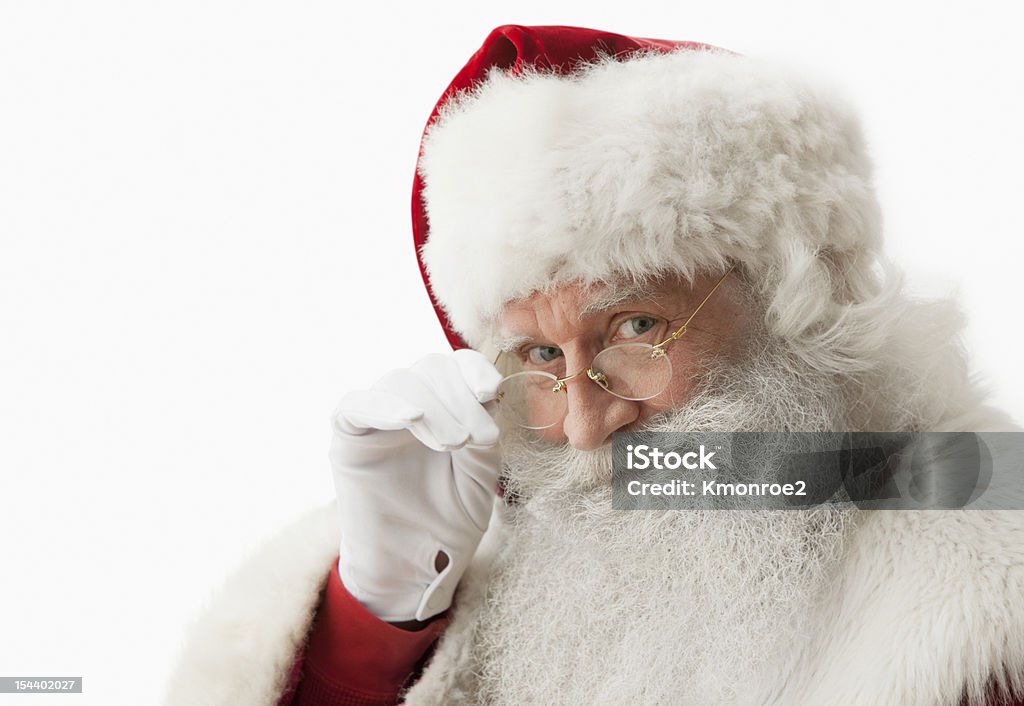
[494,267,735,430]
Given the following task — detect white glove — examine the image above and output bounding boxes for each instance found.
[329,349,503,622]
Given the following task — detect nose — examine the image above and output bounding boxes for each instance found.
[559,365,640,452]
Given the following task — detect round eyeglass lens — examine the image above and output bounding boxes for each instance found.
[495,343,674,429]
[495,371,568,430]
[589,342,673,401]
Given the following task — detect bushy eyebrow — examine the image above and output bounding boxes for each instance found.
[494,333,534,353]
[576,282,672,319]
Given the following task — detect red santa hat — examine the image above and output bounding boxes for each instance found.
[412,24,882,351]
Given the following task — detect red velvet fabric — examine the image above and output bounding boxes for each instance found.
[280,557,449,706]
[409,24,722,350]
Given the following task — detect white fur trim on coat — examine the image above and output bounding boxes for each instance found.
[417,48,882,349]
[162,503,340,706]
[164,411,1024,705]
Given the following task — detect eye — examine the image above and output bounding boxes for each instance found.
[616,316,659,339]
[525,345,563,366]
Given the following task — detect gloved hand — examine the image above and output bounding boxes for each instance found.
[329,349,503,622]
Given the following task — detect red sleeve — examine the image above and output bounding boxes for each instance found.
[279,557,451,706]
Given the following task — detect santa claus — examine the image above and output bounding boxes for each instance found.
[163,24,1024,706]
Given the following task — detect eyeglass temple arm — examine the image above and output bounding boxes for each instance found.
[652,266,735,351]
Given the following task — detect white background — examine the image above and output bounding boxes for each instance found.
[1,1,1021,703]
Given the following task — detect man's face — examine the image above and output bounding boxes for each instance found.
[496,272,752,451]
[475,274,857,703]
[493,271,851,500]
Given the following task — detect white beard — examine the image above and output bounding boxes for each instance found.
[466,346,863,705]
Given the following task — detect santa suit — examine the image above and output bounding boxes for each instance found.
[164,442,1024,706]
[162,24,1024,706]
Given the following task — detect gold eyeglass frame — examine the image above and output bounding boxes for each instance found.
[495,265,736,400]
